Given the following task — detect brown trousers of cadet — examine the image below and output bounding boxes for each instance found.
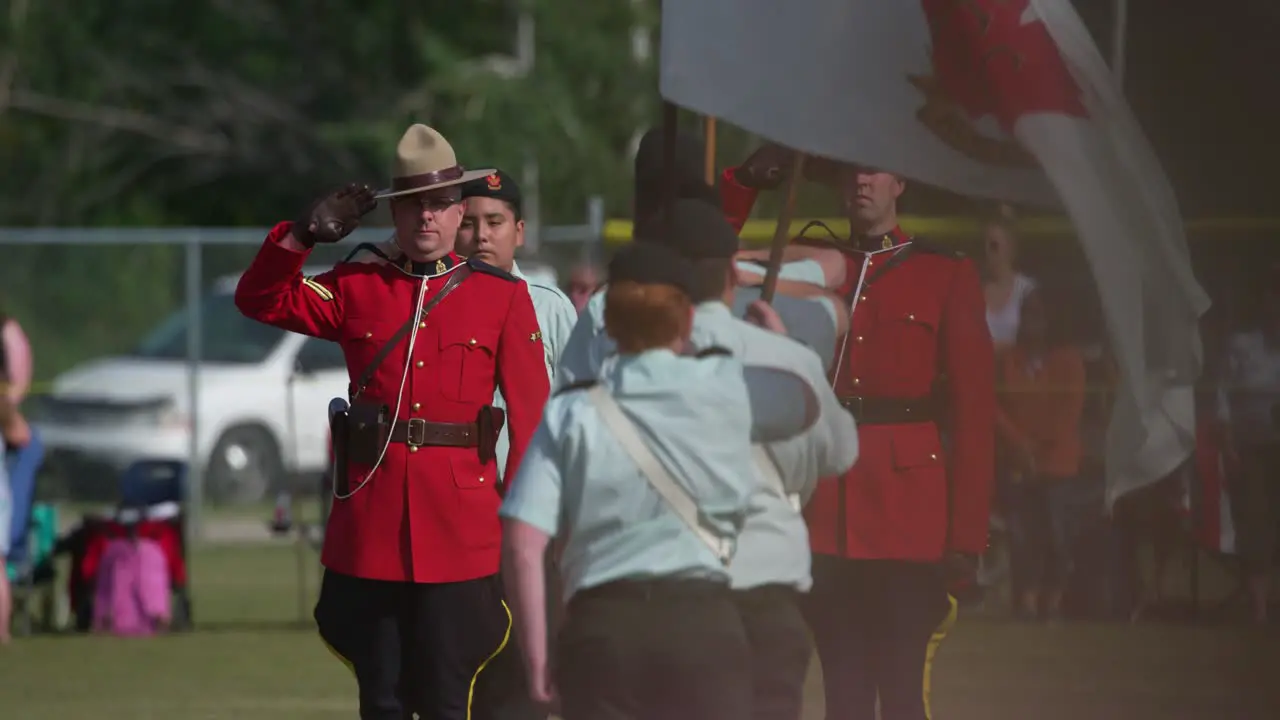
[555,579,752,720]
[801,556,958,720]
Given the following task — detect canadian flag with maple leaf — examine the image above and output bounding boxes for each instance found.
[660,0,1212,508]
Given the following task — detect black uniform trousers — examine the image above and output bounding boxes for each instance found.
[734,585,813,720]
[801,556,958,720]
[556,578,752,720]
[315,568,537,720]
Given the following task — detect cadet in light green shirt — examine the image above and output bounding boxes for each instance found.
[456,169,578,484]
[554,199,859,719]
[501,241,816,720]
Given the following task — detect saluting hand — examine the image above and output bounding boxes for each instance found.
[293,183,378,246]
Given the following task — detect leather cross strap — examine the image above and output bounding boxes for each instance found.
[350,266,472,401]
[751,445,801,512]
[587,385,735,565]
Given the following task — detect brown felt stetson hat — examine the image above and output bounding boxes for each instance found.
[374,124,495,200]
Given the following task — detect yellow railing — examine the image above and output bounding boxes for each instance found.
[602,216,1280,244]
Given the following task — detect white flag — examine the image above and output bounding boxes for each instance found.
[661,0,1211,507]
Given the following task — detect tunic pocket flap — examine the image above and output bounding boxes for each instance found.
[890,430,944,470]
[449,453,494,490]
[342,319,401,343]
[893,303,941,330]
[438,325,500,352]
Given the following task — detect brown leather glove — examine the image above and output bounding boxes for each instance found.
[731,143,793,190]
[293,184,378,247]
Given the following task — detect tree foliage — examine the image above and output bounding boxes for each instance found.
[0,0,690,227]
[0,0,714,375]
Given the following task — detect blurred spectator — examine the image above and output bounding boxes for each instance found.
[565,262,602,314]
[996,289,1089,622]
[1,312,42,522]
[1214,263,1280,624]
[981,217,1037,356]
[0,432,9,644]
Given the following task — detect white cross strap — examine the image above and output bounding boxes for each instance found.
[751,445,801,512]
[587,386,734,564]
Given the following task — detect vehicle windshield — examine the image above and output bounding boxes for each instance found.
[133,291,287,364]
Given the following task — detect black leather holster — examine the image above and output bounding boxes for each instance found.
[346,400,390,468]
[477,406,507,465]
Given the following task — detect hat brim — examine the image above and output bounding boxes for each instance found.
[374,168,496,200]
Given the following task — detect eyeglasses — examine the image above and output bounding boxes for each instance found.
[402,191,461,214]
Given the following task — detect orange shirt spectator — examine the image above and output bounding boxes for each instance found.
[996,291,1086,480]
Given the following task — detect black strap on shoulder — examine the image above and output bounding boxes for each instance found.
[695,346,732,359]
[554,379,599,397]
[350,266,472,401]
[466,256,518,281]
[908,236,965,259]
[797,220,841,242]
[838,243,916,307]
[865,244,915,286]
[341,242,395,265]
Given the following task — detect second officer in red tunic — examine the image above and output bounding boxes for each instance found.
[722,150,996,720]
[235,124,550,720]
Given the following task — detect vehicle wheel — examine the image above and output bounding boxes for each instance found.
[205,425,283,505]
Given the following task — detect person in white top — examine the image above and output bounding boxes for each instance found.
[981,217,1037,354]
[1215,264,1280,624]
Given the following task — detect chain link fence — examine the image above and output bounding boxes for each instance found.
[1,202,605,543]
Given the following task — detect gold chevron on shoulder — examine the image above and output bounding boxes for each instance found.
[302,276,335,302]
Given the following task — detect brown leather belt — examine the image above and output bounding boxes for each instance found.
[838,396,936,425]
[388,418,479,448]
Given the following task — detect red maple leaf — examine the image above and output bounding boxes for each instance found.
[919,0,1088,132]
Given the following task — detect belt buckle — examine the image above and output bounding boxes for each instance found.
[406,418,427,447]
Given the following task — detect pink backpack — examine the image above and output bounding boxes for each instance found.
[92,536,172,636]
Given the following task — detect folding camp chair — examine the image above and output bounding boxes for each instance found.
[116,460,194,630]
[7,501,59,636]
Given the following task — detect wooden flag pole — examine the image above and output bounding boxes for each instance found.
[760,151,806,304]
[704,117,718,185]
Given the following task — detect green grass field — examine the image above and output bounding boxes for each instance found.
[0,541,1275,719]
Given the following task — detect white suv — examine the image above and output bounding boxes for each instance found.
[37,268,348,504]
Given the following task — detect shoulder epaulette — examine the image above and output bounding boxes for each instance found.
[466,256,518,281]
[909,236,966,259]
[554,379,598,397]
[695,346,732,359]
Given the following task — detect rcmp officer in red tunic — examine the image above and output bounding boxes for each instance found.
[235,124,551,720]
[722,148,996,720]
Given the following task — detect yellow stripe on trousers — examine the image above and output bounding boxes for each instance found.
[320,636,356,678]
[316,598,513,720]
[467,599,514,720]
[922,593,959,720]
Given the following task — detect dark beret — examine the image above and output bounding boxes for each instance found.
[636,198,739,260]
[608,241,693,294]
[460,168,521,213]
